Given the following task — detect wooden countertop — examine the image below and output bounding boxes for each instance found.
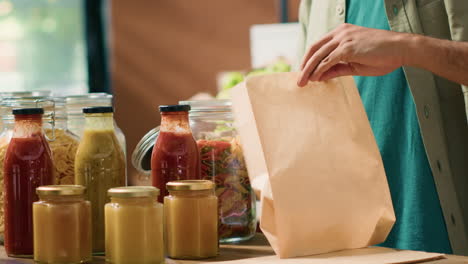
[1,234,468,263]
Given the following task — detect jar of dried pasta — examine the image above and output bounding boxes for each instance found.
[133,100,257,243]
[0,96,79,185]
[45,97,80,184]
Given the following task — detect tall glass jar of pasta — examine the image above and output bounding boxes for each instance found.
[45,97,80,185]
[179,100,257,243]
[0,97,79,185]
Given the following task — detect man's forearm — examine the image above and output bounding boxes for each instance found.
[404,34,468,86]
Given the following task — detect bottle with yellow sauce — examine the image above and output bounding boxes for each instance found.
[105,186,164,264]
[33,185,92,264]
[75,106,126,254]
[165,180,218,259]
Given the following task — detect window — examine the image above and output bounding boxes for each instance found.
[0,0,87,95]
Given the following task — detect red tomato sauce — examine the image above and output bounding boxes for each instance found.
[3,133,53,256]
[151,131,200,203]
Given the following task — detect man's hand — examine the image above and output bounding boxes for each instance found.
[297,23,411,86]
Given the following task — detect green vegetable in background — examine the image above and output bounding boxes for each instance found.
[217,58,291,99]
[266,59,291,73]
[222,72,245,91]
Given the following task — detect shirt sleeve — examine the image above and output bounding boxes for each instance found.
[443,0,468,119]
[295,0,312,70]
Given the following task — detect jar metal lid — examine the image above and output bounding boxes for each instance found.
[37,185,86,196]
[167,180,215,191]
[13,108,44,115]
[83,106,113,114]
[108,186,160,198]
[159,104,190,112]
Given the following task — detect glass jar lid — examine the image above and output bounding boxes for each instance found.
[37,185,86,196]
[108,186,160,198]
[167,180,215,191]
[0,96,56,121]
[66,93,113,117]
[0,91,51,100]
[178,100,231,114]
[0,91,32,99]
[65,93,112,103]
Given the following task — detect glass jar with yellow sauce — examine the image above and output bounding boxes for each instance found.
[105,186,164,264]
[165,180,218,259]
[75,106,126,254]
[33,185,92,264]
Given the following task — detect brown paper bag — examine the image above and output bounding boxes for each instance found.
[231,72,395,258]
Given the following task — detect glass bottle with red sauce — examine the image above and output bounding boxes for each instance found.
[3,108,54,257]
[151,105,200,202]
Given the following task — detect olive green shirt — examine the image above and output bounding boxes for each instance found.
[298,0,468,255]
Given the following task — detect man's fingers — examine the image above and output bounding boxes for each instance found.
[300,34,334,70]
[298,41,339,87]
[317,63,356,81]
[309,48,343,81]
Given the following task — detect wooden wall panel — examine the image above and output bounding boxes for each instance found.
[110,0,299,184]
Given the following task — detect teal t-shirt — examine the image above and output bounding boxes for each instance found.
[346,0,452,254]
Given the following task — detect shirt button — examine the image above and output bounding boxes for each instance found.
[451,214,456,225]
[393,4,398,15]
[336,6,344,16]
[424,105,430,118]
[437,160,442,172]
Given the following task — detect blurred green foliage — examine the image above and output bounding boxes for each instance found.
[217,59,291,99]
[0,0,86,92]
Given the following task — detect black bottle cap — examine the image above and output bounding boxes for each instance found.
[159,105,191,112]
[12,108,44,115]
[83,106,114,114]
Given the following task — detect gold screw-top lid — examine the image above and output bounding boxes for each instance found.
[36,185,86,196]
[166,180,215,191]
[108,186,160,198]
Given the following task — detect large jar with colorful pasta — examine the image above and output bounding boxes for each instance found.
[132,100,257,243]
[180,100,256,243]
